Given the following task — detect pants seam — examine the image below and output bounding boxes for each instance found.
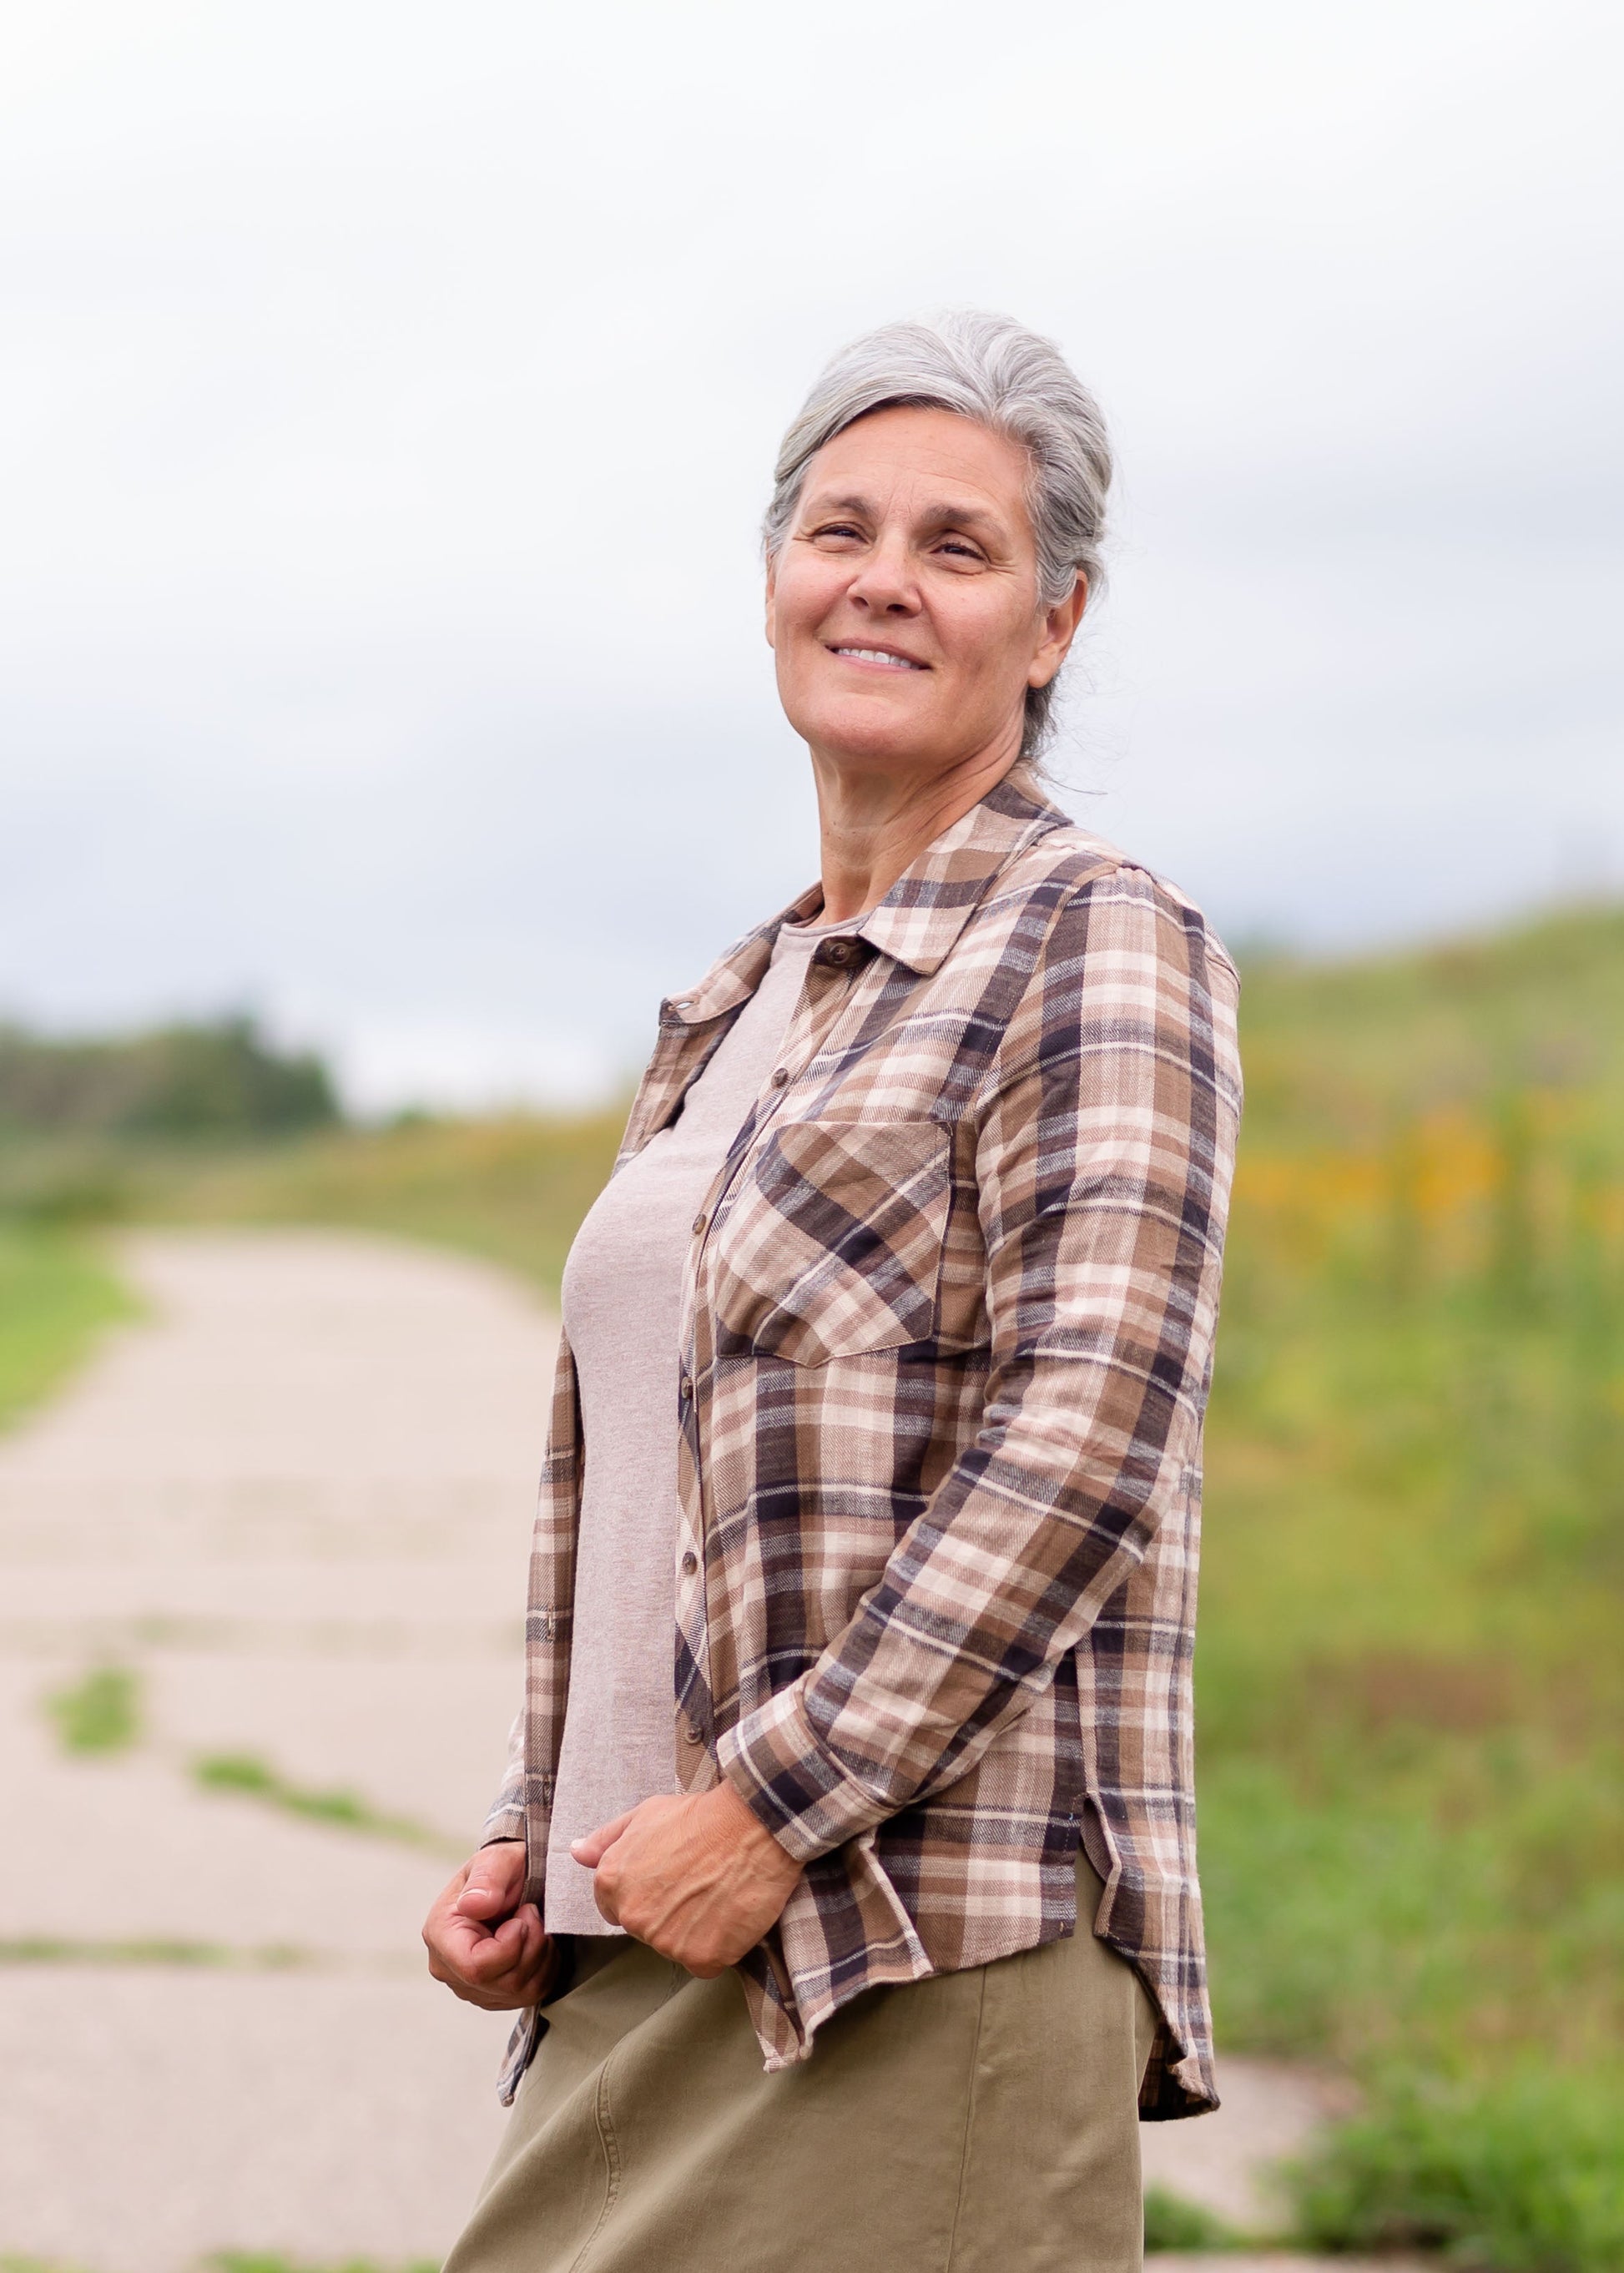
[567,1957,682,2273]
[566,2057,623,2273]
[943,1964,991,2273]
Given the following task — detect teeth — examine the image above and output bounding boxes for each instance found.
[835,647,920,668]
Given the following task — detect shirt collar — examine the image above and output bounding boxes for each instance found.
[850,764,1071,976]
[660,765,1072,1026]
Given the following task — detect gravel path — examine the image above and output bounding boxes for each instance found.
[1,1228,1364,2271]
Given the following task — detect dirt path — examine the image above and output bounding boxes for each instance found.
[1,1229,1368,2271]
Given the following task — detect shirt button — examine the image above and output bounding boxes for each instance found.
[692,1212,708,1235]
[683,1721,706,1746]
[770,1066,789,1087]
[823,939,853,965]
[679,1374,693,1400]
[681,1550,699,1575]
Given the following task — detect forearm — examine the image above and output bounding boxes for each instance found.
[719,1356,1203,1858]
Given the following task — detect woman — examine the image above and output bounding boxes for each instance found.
[424,310,1242,2271]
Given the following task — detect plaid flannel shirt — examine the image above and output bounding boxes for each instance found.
[484,766,1242,2119]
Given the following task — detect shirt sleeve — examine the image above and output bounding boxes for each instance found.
[716,867,1243,1862]
[480,1706,527,1846]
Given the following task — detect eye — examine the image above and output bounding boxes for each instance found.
[810,520,865,543]
[936,537,986,562]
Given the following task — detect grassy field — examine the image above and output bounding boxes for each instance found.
[3,903,1620,2265]
[1194,906,1624,2266]
[164,1107,628,1289]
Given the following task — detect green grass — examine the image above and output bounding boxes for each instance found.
[146,1107,626,1298]
[209,2256,439,2273]
[1191,906,1624,2267]
[43,1664,142,1755]
[1142,2185,1241,2252]
[1289,2066,1624,2270]
[0,1106,625,1309]
[0,2260,436,2273]
[0,1227,134,1430]
[190,1751,461,1856]
[0,1937,309,1969]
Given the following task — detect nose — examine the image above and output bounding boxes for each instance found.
[845,531,920,616]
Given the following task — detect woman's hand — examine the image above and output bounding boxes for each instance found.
[422,1838,558,2010]
[571,1782,802,1976]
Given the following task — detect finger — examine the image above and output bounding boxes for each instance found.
[462,1907,542,1981]
[459,1919,552,2003]
[477,1903,544,1963]
[435,1898,525,1968]
[429,1916,500,1978]
[436,1953,544,2011]
[570,1808,638,1868]
[505,1911,547,1983]
[431,1912,538,1998]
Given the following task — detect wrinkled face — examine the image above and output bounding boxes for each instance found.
[765,405,1082,778]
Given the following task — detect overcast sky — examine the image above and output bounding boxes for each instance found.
[3,0,1620,1108]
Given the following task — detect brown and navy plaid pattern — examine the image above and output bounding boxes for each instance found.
[484,767,1242,2119]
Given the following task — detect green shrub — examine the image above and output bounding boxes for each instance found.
[1290,2068,1624,2271]
[1142,2185,1239,2251]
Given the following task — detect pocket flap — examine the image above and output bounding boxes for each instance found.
[712,1117,951,1364]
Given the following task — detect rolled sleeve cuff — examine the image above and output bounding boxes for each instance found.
[716,1681,891,1863]
[480,1803,527,1847]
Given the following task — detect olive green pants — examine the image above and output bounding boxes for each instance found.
[445,1854,1157,2273]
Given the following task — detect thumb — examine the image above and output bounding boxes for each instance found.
[571,1808,638,1868]
[455,1842,525,1917]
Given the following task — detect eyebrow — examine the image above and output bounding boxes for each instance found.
[804,490,1008,537]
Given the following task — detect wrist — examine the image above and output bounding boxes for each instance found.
[709,1776,800,1878]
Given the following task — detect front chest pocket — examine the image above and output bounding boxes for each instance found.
[709,1116,952,1365]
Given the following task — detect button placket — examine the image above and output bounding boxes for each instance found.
[678,939,874,1753]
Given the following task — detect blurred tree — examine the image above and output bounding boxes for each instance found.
[0,1015,340,1138]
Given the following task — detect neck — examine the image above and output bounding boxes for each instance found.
[808,729,1023,925]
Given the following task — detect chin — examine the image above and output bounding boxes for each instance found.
[789,693,951,772]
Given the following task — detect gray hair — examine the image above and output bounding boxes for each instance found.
[763,310,1112,762]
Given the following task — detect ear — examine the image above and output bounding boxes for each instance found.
[1027,573,1088,690]
[764,557,778,652]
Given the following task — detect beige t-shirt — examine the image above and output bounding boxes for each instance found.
[545,915,837,1932]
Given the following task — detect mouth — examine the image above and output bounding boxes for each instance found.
[826,643,929,673]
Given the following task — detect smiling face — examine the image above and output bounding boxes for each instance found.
[765,405,1086,786]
